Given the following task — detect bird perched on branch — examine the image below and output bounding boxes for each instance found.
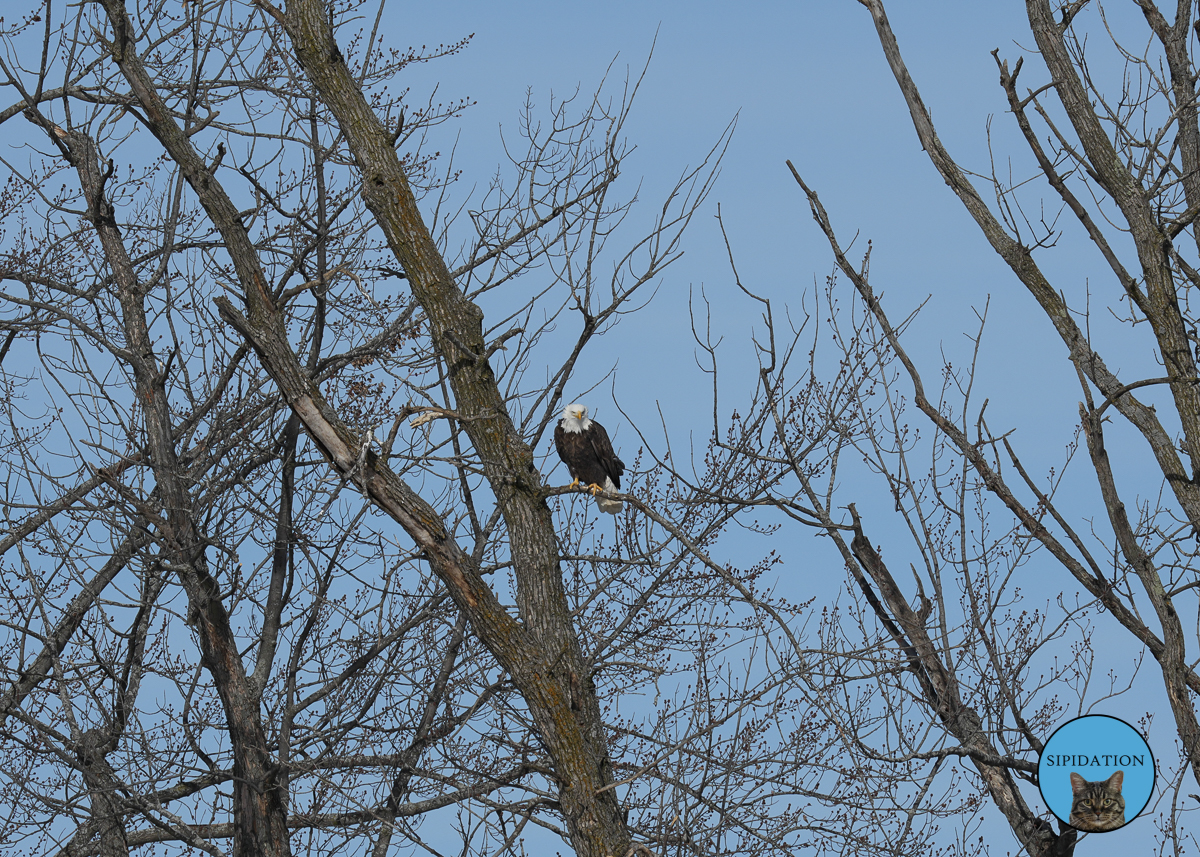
[555,403,625,514]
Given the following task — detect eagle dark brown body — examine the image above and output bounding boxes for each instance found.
[555,403,625,514]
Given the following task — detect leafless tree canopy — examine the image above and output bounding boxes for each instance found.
[4,0,1200,855]
[742,0,1200,854]
[0,1,801,856]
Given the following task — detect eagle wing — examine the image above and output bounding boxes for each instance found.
[554,421,571,476]
[587,419,624,489]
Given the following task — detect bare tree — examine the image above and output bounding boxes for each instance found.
[666,0,1200,855]
[7,1,917,856]
[12,0,1199,856]
[0,2,790,856]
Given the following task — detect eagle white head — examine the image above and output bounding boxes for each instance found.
[560,402,592,433]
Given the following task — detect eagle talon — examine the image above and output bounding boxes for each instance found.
[567,477,581,490]
[586,483,605,497]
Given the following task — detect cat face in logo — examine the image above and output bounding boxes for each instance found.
[1068,770,1125,832]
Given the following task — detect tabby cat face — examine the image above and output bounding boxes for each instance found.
[1068,770,1125,832]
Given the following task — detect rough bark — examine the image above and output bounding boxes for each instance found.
[1133,1,1200,253]
[1079,403,1200,781]
[1025,0,1200,483]
[75,728,130,857]
[199,3,633,852]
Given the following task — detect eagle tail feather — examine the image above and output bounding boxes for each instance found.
[596,477,622,514]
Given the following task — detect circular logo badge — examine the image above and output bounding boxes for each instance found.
[1037,714,1154,832]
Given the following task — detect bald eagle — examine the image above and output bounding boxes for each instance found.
[555,403,625,514]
